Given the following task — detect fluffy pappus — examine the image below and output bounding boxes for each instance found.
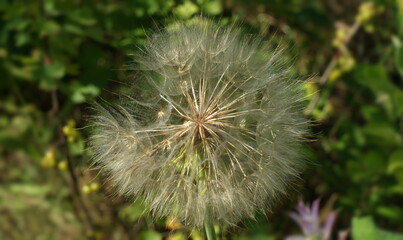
[89,19,308,228]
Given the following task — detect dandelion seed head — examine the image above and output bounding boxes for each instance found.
[89,19,308,228]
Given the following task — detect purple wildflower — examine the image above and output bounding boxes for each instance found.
[286,199,337,240]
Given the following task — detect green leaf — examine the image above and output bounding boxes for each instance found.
[234,234,276,240]
[352,216,403,240]
[388,150,403,174]
[202,0,222,15]
[6,62,34,80]
[38,62,66,90]
[5,17,29,31]
[360,104,385,122]
[388,150,403,184]
[174,1,199,19]
[8,184,50,196]
[44,0,60,16]
[68,138,85,156]
[139,230,162,240]
[392,36,403,77]
[353,64,397,94]
[64,23,84,35]
[119,200,146,222]
[376,206,403,223]
[0,135,29,151]
[354,64,403,118]
[70,83,100,103]
[15,32,30,47]
[347,150,385,183]
[68,8,97,26]
[38,20,61,37]
[363,122,402,147]
[388,184,403,195]
[169,233,186,240]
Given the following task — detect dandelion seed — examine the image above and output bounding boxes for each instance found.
[157,110,165,119]
[89,19,308,228]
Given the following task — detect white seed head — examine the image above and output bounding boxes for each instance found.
[89,19,308,228]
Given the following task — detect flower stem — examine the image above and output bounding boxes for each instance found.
[204,218,217,240]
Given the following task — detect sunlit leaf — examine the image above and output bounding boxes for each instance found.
[352,216,403,240]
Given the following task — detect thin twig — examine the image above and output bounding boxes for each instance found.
[49,89,59,116]
[51,89,96,239]
[63,142,96,239]
[305,22,361,115]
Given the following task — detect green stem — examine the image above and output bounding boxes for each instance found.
[204,218,217,240]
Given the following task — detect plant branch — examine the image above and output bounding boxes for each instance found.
[305,21,361,115]
[52,89,95,239]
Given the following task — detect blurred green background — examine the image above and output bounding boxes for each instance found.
[1,0,403,239]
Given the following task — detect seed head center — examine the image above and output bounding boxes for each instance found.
[194,113,207,125]
[190,112,208,130]
[186,111,215,143]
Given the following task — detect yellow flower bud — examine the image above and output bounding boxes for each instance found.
[40,149,56,168]
[323,101,334,116]
[82,184,91,194]
[329,69,343,82]
[364,24,375,33]
[94,231,103,240]
[190,230,203,240]
[169,233,186,240]
[356,2,375,23]
[303,81,318,99]
[332,39,342,48]
[332,27,348,48]
[89,182,100,192]
[58,160,68,171]
[312,101,334,121]
[62,119,78,142]
[166,215,183,230]
[338,55,356,72]
[336,28,348,40]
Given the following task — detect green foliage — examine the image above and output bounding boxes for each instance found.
[139,230,163,240]
[352,216,403,240]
